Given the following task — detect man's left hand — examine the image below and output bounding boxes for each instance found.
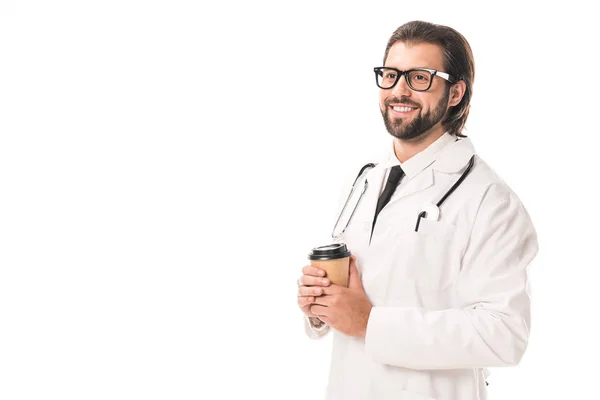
[310,256,373,338]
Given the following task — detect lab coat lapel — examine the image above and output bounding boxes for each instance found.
[384,137,475,207]
[394,168,434,201]
[384,167,434,209]
[361,164,433,242]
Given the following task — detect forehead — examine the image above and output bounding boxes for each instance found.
[385,41,445,71]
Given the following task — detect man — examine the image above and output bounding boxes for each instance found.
[296,21,538,400]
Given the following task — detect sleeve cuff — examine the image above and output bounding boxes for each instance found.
[365,306,397,365]
[304,316,330,339]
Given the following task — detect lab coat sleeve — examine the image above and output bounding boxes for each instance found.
[365,183,539,369]
[304,316,331,339]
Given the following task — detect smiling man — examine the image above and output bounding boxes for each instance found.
[377,37,469,162]
[297,21,539,400]
[380,42,456,141]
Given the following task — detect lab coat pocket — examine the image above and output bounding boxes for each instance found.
[407,218,458,290]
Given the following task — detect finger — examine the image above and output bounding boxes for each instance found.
[298,286,325,297]
[348,257,363,289]
[321,285,344,295]
[349,255,357,274]
[298,296,315,306]
[299,275,330,287]
[302,265,327,277]
[310,304,329,317]
[311,294,333,306]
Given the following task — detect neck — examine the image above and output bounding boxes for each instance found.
[393,126,446,163]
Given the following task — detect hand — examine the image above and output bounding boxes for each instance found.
[297,265,331,318]
[310,256,372,338]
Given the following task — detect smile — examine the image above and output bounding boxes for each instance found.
[389,105,417,115]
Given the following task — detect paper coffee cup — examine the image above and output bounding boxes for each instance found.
[308,243,351,287]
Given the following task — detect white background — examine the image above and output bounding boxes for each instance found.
[1,1,598,399]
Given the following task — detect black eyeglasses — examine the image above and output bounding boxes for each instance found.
[374,67,458,91]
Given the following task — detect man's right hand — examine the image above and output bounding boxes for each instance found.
[297,265,331,318]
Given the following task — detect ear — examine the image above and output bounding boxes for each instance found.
[448,80,466,107]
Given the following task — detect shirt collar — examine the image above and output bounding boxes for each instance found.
[382,132,457,179]
[433,136,476,173]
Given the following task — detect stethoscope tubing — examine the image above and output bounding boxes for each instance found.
[331,154,476,239]
[414,154,475,231]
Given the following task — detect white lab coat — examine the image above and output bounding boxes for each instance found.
[304,134,539,400]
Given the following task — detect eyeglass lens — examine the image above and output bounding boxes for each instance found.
[376,68,432,91]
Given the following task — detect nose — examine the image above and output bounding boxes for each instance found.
[391,73,412,98]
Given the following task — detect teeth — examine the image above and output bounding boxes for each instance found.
[392,106,414,112]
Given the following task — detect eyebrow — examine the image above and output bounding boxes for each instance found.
[383,66,439,70]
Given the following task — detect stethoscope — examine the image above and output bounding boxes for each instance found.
[331,154,476,239]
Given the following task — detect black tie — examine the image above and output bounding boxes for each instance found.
[372,165,404,233]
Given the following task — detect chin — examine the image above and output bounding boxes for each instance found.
[395,131,425,141]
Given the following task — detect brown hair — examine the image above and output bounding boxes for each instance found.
[383,21,475,137]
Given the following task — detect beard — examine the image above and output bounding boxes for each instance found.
[381,88,450,141]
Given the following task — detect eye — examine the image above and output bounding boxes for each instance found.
[384,72,397,79]
[408,71,431,85]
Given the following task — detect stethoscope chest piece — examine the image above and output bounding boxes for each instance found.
[415,202,440,232]
[418,202,440,221]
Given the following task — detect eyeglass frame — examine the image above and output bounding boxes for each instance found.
[373,67,459,92]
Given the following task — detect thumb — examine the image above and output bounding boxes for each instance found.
[347,256,363,289]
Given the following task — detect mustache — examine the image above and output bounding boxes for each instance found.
[384,97,420,108]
